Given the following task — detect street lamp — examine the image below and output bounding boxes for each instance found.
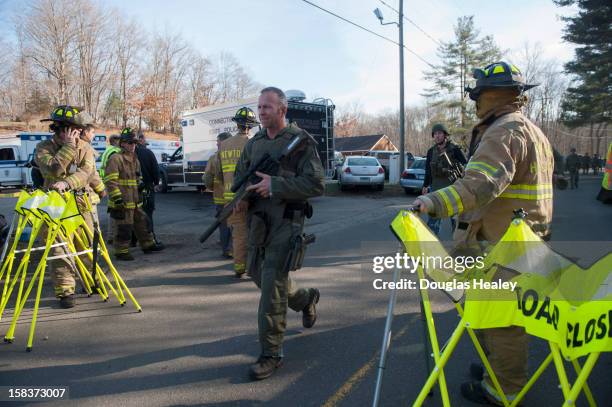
[373,2,405,183]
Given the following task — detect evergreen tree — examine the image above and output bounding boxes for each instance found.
[555,0,611,128]
[423,16,501,139]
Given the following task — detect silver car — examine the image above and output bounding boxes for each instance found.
[339,156,385,191]
[400,157,426,194]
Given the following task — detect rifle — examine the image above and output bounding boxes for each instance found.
[199,133,307,244]
[440,151,464,183]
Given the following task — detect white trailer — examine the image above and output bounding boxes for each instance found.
[0,133,108,189]
[160,93,335,192]
[160,98,258,191]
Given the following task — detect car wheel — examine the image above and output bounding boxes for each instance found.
[160,173,171,193]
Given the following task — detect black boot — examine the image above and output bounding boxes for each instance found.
[143,242,165,253]
[249,356,283,380]
[470,362,484,380]
[115,252,135,261]
[302,288,320,328]
[59,294,76,309]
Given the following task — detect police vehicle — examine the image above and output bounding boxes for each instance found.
[0,133,106,188]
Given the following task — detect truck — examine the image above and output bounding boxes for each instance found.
[159,91,335,192]
[0,132,107,189]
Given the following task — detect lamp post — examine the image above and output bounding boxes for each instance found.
[374,1,405,182]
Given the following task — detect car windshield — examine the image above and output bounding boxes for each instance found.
[348,157,379,166]
[410,159,425,170]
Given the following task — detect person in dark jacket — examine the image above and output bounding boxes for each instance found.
[135,131,161,243]
[421,123,467,236]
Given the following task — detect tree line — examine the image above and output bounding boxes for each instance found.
[336,5,610,158]
[0,0,260,134]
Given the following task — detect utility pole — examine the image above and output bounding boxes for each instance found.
[398,0,405,178]
[374,1,406,182]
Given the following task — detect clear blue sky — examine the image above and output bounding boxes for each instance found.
[1,0,577,113]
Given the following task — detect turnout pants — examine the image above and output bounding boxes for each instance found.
[49,208,96,298]
[113,207,155,255]
[216,204,232,254]
[479,326,529,399]
[228,211,247,275]
[247,213,313,357]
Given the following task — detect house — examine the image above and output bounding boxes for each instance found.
[334,134,397,156]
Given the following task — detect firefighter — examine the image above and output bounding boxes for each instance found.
[597,142,612,203]
[35,105,99,308]
[99,135,121,179]
[414,62,553,405]
[203,131,233,258]
[104,128,164,261]
[78,112,107,204]
[217,107,259,278]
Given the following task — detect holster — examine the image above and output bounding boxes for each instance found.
[246,212,268,279]
[283,201,315,272]
[286,233,315,272]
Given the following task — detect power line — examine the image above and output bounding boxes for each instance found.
[300,0,435,68]
[379,0,443,47]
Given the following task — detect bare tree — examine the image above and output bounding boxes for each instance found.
[114,13,144,127]
[21,0,79,103]
[73,0,114,118]
[186,52,214,109]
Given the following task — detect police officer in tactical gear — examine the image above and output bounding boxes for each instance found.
[422,123,467,235]
[134,131,162,244]
[233,87,324,380]
[415,62,553,405]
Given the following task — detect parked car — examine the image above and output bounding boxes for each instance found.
[400,157,426,194]
[369,151,415,180]
[338,156,385,191]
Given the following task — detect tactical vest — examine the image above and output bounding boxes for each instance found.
[430,143,458,191]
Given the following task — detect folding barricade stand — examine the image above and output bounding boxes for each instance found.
[373,209,604,407]
[0,189,141,351]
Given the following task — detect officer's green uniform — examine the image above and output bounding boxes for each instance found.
[234,124,324,357]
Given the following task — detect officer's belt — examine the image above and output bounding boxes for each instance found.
[283,201,313,219]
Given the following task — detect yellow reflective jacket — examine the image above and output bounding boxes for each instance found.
[35,136,99,209]
[218,131,248,203]
[602,142,612,191]
[419,105,554,243]
[203,152,225,205]
[104,150,142,209]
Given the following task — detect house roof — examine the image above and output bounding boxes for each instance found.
[334,134,387,152]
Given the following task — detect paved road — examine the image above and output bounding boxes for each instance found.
[0,177,610,406]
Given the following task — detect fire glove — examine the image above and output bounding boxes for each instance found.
[108,198,126,220]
